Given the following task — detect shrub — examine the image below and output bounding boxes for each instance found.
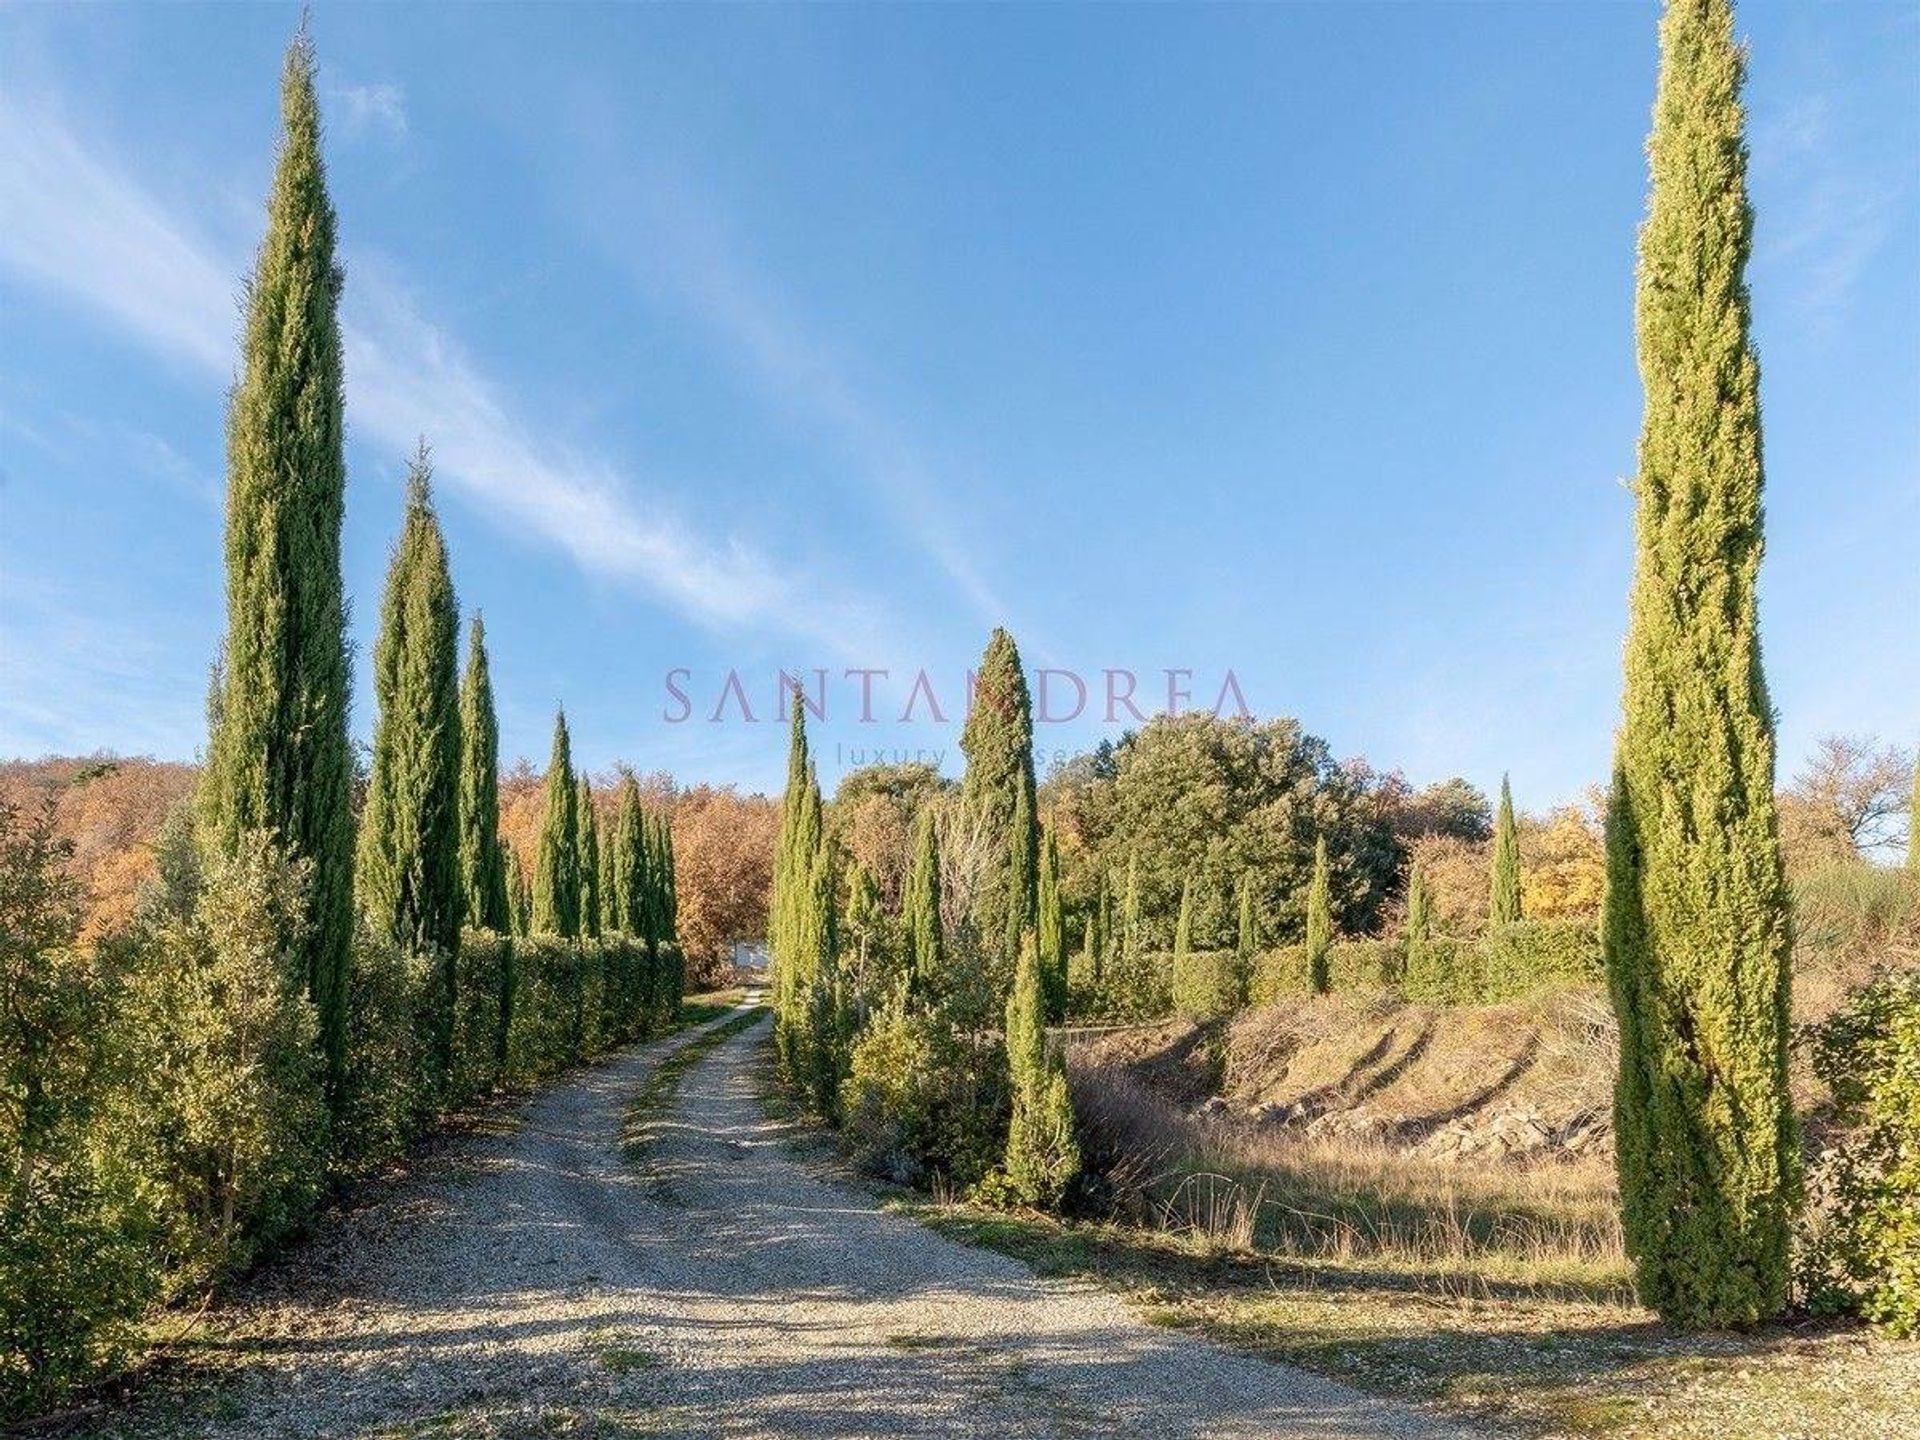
[450,929,511,1102]
[1249,945,1310,1004]
[1799,970,1920,1336]
[1325,939,1403,991]
[1402,936,1477,1005]
[841,1002,1005,1190]
[1171,948,1242,1019]
[332,923,432,1171]
[1480,920,1600,1000]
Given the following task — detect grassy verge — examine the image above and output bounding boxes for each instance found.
[893,1200,1916,1439]
[620,1003,764,1166]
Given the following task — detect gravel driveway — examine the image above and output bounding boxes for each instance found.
[90,1003,1473,1439]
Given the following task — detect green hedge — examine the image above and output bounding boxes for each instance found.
[1243,924,1598,1011]
[1478,921,1600,1000]
[1170,948,1245,1019]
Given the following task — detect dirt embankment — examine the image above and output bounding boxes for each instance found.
[1069,990,1618,1166]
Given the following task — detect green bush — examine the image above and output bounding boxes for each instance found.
[1800,970,1920,1337]
[1402,936,1478,1005]
[1249,944,1311,1004]
[1479,920,1600,1000]
[1171,948,1243,1019]
[451,929,511,1102]
[1326,939,1404,991]
[841,1002,1005,1190]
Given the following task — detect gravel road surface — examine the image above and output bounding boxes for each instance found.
[89,1004,1473,1440]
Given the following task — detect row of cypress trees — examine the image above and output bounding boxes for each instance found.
[201,32,677,1121]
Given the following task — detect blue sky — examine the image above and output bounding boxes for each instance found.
[1,2,1915,806]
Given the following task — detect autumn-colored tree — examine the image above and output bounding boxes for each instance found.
[356,452,462,1080]
[670,785,778,985]
[1604,0,1797,1329]
[200,34,355,1101]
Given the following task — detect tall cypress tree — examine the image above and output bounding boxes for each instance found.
[771,698,826,1076]
[457,615,510,933]
[576,775,601,939]
[659,809,679,947]
[1305,837,1333,995]
[1036,826,1066,1020]
[201,33,355,1101]
[1490,774,1523,926]
[960,628,1038,987]
[905,806,943,999]
[1908,755,1918,873]
[510,857,532,937]
[531,711,580,937]
[356,450,463,1075]
[1003,931,1080,1210]
[1406,863,1432,945]
[1172,876,1194,970]
[1118,855,1143,1014]
[1234,871,1256,1009]
[609,774,644,934]
[1604,0,1797,1330]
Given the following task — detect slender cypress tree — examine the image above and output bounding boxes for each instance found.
[1406,863,1432,945]
[1908,754,1918,873]
[531,711,581,937]
[609,775,644,934]
[1003,931,1080,1209]
[1118,855,1143,1014]
[905,807,943,999]
[1491,774,1523,926]
[356,450,463,1075]
[1604,0,1797,1329]
[201,33,355,1101]
[1234,872,1256,1009]
[771,699,826,1077]
[1173,877,1194,970]
[659,809,680,947]
[576,775,601,939]
[960,628,1038,987]
[596,784,619,934]
[1036,827,1066,1020]
[457,615,510,933]
[510,857,532,937]
[1305,837,1333,995]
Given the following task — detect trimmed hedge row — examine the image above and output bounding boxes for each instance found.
[1219,920,1600,1012]
[452,929,684,1100]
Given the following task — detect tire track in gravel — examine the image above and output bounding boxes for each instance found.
[89,1003,1476,1439]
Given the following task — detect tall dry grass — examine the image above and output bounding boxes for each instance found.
[1068,1057,1628,1297]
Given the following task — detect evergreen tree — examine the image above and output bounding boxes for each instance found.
[200,34,355,1102]
[1491,774,1523,926]
[1234,871,1256,1010]
[771,697,827,1079]
[1604,0,1798,1329]
[576,775,601,939]
[659,810,680,947]
[531,711,580,937]
[1003,931,1080,1210]
[509,857,531,937]
[1908,754,1918,873]
[1172,876,1194,970]
[1118,855,1144,1014]
[1406,863,1432,945]
[1305,837,1333,995]
[355,450,463,1077]
[457,615,510,933]
[905,807,943,999]
[1036,826,1066,1020]
[609,775,645,934]
[959,628,1037,986]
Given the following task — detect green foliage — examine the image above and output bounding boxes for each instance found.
[356,453,462,1084]
[1305,837,1333,994]
[1490,775,1523,926]
[905,807,943,1000]
[457,616,510,933]
[607,776,644,935]
[1480,921,1601,1000]
[1799,971,1920,1337]
[531,712,581,938]
[200,34,355,1105]
[509,857,532,938]
[0,802,153,1419]
[1036,828,1067,1021]
[842,1001,1006,1191]
[960,627,1038,987]
[1171,948,1242,1020]
[1604,0,1798,1329]
[575,775,600,939]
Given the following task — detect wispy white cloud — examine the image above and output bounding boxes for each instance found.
[1751,89,1900,326]
[0,87,884,656]
[330,81,408,141]
[592,171,1015,637]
